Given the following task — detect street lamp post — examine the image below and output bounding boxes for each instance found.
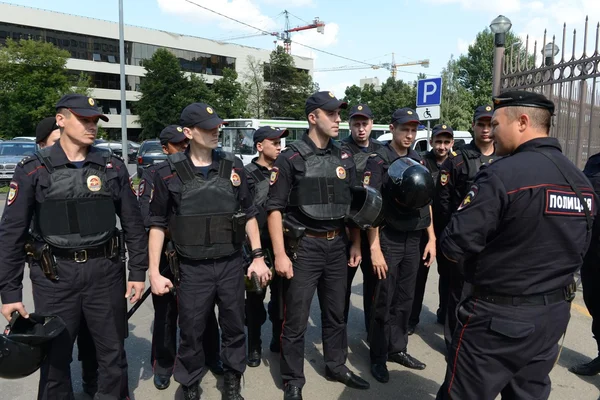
[543,43,560,66]
[118,0,128,165]
[490,15,512,97]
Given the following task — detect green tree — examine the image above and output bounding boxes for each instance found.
[0,38,91,138]
[263,46,316,119]
[134,48,213,139]
[242,56,265,118]
[456,28,521,105]
[212,68,247,119]
[440,56,475,131]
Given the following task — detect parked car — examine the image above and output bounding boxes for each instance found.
[0,141,37,183]
[94,141,138,163]
[12,136,36,141]
[136,139,167,178]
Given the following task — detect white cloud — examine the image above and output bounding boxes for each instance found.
[457,38,473,54]
[260,0,314,6]
[156,0,277,32]
[424,0,521,14]
[288,22,340,59]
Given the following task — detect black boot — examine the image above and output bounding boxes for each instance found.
[569,356,600,376]
[247,327,262,367]
[183,383,201,400]
[223,371,244,400]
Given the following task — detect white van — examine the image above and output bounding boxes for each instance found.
[376,130,473,154]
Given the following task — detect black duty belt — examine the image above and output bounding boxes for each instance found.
[472,284,576,306]
[52,242,115,263]
[304,229,342,241]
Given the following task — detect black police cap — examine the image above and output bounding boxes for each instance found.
[493,90,555,115]
[305,91,348,116]
[55,94,108,122]
[35,117,59,144]
[391,108,420,125]
[432,124,454,137]
[179,103,225,129]
[159,125,187,146]
[253,126,289,145]
[473,105,494,121]
[348,104,373,119]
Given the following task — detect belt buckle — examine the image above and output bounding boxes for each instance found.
[326,230,336,241]
[74,250,88,263]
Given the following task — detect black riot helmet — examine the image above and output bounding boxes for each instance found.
[348,186,384,229]
[386,158,435,209]
[0,313,66,379]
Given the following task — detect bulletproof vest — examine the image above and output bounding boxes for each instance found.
[34,147,117,249]
[461,144,496,187]
[168,151,243,260]
[244,162,269,230]
[376,148,431,232]
[342,139,382,176]
[288,140,352,221]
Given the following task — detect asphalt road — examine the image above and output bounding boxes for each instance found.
[0,196,599,399]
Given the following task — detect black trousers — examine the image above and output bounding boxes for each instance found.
[174,252,246,387]
[370,228,422,365]
[444,266,464,354]
[281,235,349,388]
[581,250,600,355]
[150,260,221,377]
[409,232,430,327]
[31,257,128,400]
[245,275,283,349]
[436,296,570,400]
[344,230,376,334]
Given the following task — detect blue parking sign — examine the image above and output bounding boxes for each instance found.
[416,77,442,107]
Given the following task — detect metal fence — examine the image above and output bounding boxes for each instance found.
[501,17,600,169]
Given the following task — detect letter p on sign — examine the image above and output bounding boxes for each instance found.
[416,77,442,107]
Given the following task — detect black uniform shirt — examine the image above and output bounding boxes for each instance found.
[440,137,594,295]
[0,141,148,304]
[138,166,155,228]
[363,143,423,191]
[265,133,357,232]
[423,150,445,234]
[436,142,497,228]
[148,149,257,229]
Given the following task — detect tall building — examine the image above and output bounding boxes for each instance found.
[0,3,313,138]
[359,77,381,91]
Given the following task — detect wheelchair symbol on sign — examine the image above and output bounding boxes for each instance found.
[424,108,432,119]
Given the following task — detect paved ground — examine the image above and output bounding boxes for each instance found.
[0,190,599,399]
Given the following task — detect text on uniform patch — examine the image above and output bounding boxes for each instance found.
[545,189,594,215]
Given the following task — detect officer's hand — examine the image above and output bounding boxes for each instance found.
[248,257,272,287]
[348,242,362,268]
[371,249,388,280]
[423,240,437,267]
[149,274,173,297]
[1,302,29,322]
[275,254,294,279]
[126,281,146,303]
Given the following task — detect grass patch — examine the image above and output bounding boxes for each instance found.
[0,186,8,194]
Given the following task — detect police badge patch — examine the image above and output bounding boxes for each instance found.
[87,175,102,192]
[129,177,137,196]
[363,171,371,186]
[440,171,449,186]
[336,166,347,179]
[270,167,279,185]
[6,181,18,206]
[138,179,146,197]
[457,185,478,211]
[230,172,241,187]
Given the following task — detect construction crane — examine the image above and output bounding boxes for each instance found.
[315,53,430,79]
[217,10,325,54]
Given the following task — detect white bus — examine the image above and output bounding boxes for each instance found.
[221,118,391,165]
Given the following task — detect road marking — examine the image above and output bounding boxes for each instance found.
[572,302,591,318]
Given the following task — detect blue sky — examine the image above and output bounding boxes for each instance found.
[4,0,598,98]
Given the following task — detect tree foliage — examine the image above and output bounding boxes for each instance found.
[440,56,475,131]
[211,68,247,119]
[0,39,89,138]
[242,56,265,118]
[263,46,317,120]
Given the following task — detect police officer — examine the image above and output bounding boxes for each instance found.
[341,104,382,333]
[35,117,61,148]
[244,125,289,367]
[139,125,223,391]
[569,152,600,376]
[409,124,454,334]
[364,108,436,383]
[436,105,497,350]
[436,91,592,400]
[148,103,271,400]
[266,91,370,400]
[0,94,148,399]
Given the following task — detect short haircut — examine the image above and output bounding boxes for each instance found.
[506,106,551,132]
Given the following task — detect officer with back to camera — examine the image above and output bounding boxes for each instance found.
[341,103,382,333]
[436,91,593,400]
[436,105,497,351]
[138,125,223,391]
[35,117,61,148]
[148,102,271,400]
[243,125,289,367]
[266,91,370,400]
[0,94,148,400]
[363,108,436,383]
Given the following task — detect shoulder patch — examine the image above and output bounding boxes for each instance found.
[6,181,18,206]
[440,170,449,186]
[341,152,349,160]
[544,189,594,216]
[270,167,279,185]
[138,179,146,197]
[457,184,478,211]
[363,171,371,186]
[129,177,137,196]
[19,156,35,166]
